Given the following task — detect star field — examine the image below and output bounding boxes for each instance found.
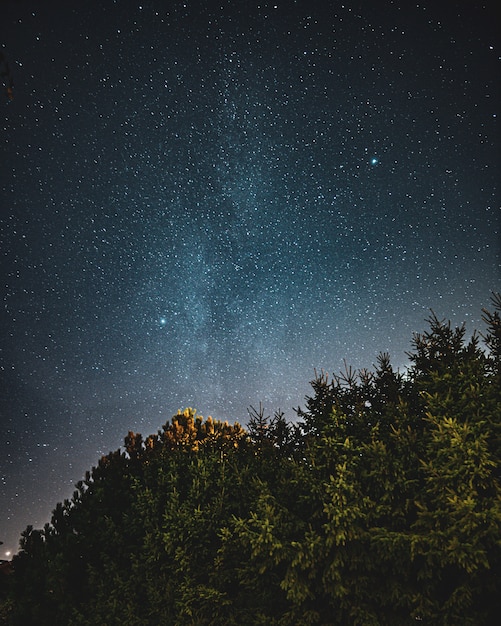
[0,1,499,556]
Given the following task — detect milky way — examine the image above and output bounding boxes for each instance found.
[0,1,499,556]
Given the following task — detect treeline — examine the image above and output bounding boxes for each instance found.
[1,296,500,625]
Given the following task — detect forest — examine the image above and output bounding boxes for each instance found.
[0,295,500,625]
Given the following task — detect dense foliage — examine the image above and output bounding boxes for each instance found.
[1,296,500,625]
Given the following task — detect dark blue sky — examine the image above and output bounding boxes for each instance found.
[0,0,499,556]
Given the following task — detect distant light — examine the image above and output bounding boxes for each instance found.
[371,157,379,166]
[160,317,167,326]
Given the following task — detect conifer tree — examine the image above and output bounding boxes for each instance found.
[6,297,500,625]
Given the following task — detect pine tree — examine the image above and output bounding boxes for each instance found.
[6,297,500,625]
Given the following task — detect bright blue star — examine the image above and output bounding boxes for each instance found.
[159,317,167,326]
[371,157,379,166]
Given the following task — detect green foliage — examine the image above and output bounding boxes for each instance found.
[5,297,501,625]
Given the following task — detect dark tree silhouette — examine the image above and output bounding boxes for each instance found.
[5,297,500,625]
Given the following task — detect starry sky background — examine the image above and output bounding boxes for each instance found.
[0,0,499,556]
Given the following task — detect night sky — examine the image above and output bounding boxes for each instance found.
[0,1,499,557]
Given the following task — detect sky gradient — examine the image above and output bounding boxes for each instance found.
[1,0,499,557]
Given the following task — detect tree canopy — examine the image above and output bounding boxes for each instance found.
[1,295,500,625]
